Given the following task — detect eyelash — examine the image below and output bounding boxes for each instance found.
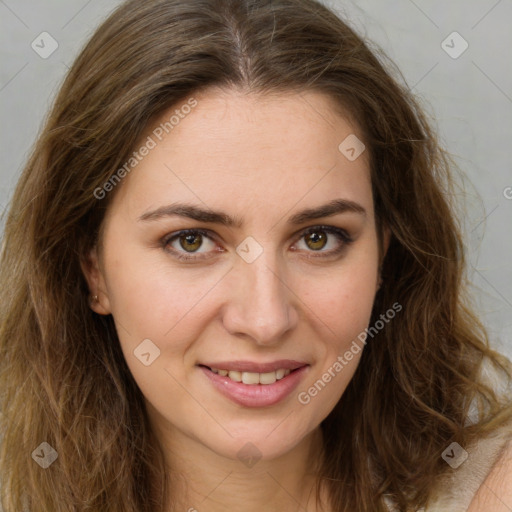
[161,225,354,262]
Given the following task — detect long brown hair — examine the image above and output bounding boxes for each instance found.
[1,0,511,510]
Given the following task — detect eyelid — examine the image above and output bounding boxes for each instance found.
[161,225,353,261]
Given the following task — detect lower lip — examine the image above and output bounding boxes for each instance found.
[199,365,309,408]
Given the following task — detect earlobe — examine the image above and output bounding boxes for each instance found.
[80,245,112,315]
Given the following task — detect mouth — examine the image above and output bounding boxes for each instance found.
[197,361,310,407]
[199,365,300,385]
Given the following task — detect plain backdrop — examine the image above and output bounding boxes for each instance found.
[0,0,511,358]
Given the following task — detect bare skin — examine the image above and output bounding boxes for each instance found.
[467,440,512,512]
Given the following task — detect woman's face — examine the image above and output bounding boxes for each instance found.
[84,88,385,462]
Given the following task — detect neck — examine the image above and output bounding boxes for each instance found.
[151,420,327,512]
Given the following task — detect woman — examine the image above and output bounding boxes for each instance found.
[0,0,511,510]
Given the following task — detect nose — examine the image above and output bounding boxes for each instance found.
[221,253,299,346]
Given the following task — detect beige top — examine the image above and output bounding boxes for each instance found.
[425,423,512,511]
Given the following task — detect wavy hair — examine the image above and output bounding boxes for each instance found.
[1,0,511,510]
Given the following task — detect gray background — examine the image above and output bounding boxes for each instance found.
[1,0,511,358]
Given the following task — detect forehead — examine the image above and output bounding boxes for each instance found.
[107,88,372,223]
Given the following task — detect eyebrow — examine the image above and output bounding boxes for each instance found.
[137,198,366,227]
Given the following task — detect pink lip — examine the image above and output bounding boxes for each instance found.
[199,359,307,373]
[199,364,310,408]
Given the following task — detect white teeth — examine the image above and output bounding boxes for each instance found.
[210,367,293,385]
[276,368,285,380]
[242,372,260,385]
[228,370,242,382]
[259,371,277,384]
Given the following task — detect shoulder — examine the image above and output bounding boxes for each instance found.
[424,416,512,512]
[467,438,512,511]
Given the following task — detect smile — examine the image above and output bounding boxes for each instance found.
[198,361,310,407]
[208,367,292,384]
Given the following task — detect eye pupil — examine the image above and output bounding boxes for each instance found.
[306,231,327,250]
[180,233,202,252]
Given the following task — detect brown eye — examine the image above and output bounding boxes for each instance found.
[304,231,328,251]
[163,229,218,260]
[179,233,203,252]
[295,225,353,258]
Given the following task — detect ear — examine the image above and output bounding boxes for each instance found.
[80,245,112,315]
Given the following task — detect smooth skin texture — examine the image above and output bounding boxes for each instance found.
[81,87,430,510]
[467,440,512,511]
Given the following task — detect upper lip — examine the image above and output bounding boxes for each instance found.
[199,360,308,373]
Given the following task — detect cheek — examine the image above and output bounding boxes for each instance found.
[304,262,378,350]
[329,284,375,345]
[294,272,376,414]
[103,240,219,337]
